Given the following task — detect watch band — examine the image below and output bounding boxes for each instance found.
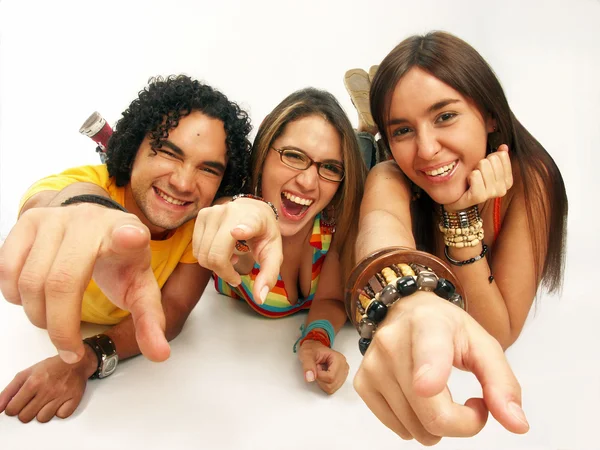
[83,334,118,379]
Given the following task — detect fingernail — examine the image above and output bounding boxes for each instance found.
[305,370,315,382]
[118,224,145,235]
[508,401,529,427]
[259,286,269,304]
[414,363,432,381]
[59,350,80,364]
[233,224,251,233]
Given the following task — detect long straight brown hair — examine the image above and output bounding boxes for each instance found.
[370,31,568,293]
[250,88,367,281]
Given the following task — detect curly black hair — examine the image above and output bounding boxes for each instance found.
[106,75,252,197]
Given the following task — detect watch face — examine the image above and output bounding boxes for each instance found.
[99,354,119,378]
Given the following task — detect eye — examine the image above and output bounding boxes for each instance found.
[158,149,177,158]
[391,126,412,137]
[284,150,307,161]
[321,163,344,175]
[436,112,457,123]
[202,167,220,176]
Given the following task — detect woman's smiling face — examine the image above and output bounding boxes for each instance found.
[386,67,495,205]
[261,115,343,237]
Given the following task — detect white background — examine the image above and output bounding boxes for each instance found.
[0,0,599,449]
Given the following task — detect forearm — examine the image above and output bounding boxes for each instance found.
[356,210,416,262]
[305,297,347,335]
[447,244,514,349]
[21,182,110,214]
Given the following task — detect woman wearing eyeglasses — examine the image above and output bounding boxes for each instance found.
[193,88,367,394]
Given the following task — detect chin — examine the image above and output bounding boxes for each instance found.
[279,218,312,238]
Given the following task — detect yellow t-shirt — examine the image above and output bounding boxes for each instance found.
[20,165,198,325]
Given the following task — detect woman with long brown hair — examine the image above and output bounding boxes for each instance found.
[346,31,568,444]
[194,87,367,395]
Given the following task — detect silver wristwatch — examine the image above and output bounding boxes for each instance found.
[83,334,119,379]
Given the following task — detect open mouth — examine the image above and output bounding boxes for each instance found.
[153,187,192,207]
[423,161,457,178]
[280,191,314,220]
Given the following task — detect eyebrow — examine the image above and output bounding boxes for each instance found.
[162,140,226,173]
[387,98,461,126]
[279,145,343,165]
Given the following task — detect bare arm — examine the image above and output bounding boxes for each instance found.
[0,262,211,423]
[20,182,111,215]
[356,161,416,261]
[303,248,347,333]
[357,160,540,348]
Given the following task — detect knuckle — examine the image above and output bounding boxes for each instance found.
[352,371,366,396]
[17,270,45,295]
[45,268,78,294]
[416,434,442,447]
[422,407,452,436]
[0,253,15,280]
[48,328,76,349]
[206,252,227,270]
[26,376,42,391]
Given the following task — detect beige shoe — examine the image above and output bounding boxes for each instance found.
[368,65,379,83]
[344,68,375,130]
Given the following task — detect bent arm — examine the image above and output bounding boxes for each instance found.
[20,182,111,215]
[355,161,540,349]
[304,249,347,335]
[356,161,416,261]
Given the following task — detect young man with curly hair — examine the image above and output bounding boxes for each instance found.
[0,75,278,423]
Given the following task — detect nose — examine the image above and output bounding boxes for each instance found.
[169,165,196,194]
[295,164,319,190]
[416,127,442,161]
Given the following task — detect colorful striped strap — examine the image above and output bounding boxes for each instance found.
[293,319,335,353]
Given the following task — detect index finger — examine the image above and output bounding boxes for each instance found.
[44,232,97,363]
[250,236,283,304]
[393,308,489,437]
[465,329,529,434]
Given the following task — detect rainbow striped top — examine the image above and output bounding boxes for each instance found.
[213,213,333,318]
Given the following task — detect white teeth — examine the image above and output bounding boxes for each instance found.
[283,191,314,206]
[156,189,186,206]
[425,162,456,177]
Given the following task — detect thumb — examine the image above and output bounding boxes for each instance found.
[299,351,318,383]
[466,331,529,434]
[108,222,152,256]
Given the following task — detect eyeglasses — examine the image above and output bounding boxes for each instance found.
[271,147,345,182]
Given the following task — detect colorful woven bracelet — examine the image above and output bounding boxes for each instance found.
[299,330,330,349]
[293,319,335,353]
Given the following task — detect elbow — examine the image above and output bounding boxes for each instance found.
[163,308,192,342]
[165,321,185,342]
[495,326,523,351]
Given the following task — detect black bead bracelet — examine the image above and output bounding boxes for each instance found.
[355,263,465,355]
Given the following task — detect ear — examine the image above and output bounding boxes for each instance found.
[486,114,497,133]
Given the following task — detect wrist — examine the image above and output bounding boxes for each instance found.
[79,343,101,379]
[231,194,278,221]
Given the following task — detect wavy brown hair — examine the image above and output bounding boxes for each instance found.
[370,31,568,293]
[250,88,367,281]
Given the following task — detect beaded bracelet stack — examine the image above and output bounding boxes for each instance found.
[439,205,484,248]
[353,262,465,355]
